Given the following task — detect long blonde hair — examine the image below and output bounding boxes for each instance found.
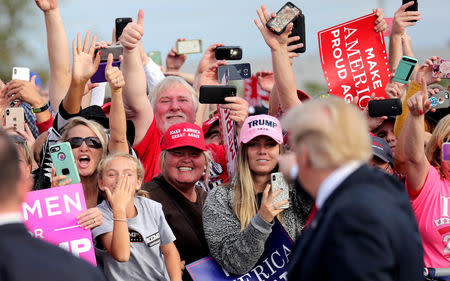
[232,142,281,230]
[425,114,450,179]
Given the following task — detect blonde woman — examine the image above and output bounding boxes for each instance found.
[202,115,312,275]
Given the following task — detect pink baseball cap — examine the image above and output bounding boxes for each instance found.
[162,122,207,151]
[240,114,283,144]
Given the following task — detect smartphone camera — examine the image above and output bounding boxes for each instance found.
[13,69,17,75]
[215,46,242,60]
[5,109,9,116]
[272,175,276,181]
[50,146,60,153]
[57,152,66,161]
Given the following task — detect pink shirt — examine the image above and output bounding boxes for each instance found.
[409,164,450,268]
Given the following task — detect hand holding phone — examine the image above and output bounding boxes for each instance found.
[115,17,132,41]
[266,2,301,35]
[289,14,306,53]
[271,172,290,209]
[12,67,30,81]
[433,59,450,79]
[392,56,418,84]
[50,142,81,185]
[429,91,450,110]
[218,63,251,81]
[4,107,25,131]
[199,85,237,104]
[95,45,123,62]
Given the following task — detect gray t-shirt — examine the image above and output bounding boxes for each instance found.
[92,197,176,281]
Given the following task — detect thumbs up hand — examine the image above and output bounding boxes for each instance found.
[120,9,145,51]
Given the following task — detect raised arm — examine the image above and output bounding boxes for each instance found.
[105,54,128,153]
[404,79,432,192]
[388,1,421,70]
[62,32,100,114]
[254,5,299,113]
[35,0,71,111]
[119,10,153,145]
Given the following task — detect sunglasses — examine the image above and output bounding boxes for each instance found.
[67,137,102,149]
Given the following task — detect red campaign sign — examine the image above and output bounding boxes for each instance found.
[243,76,270,108]
[318,13,391,109]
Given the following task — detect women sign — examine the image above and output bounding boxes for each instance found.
[21,184,96,265]
[318,13,391,109]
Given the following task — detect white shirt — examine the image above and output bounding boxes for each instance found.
[144,58,165,90]
[0,212,23,226]
[316,161,363,209]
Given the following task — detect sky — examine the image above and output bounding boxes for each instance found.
[24,0,450,71]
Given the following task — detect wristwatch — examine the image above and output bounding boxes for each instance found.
[31,103,49,114]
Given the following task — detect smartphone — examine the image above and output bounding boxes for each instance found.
[148,51,162,66]
[429,91,450,110]
[392,56,418,84]
[289,14,306,53]
[50,142,81,185]
[266,2,301,35]
[95,45,123,62]
[12,67,30,81]
[215,46,242,60]
[176,39,202,55]
[402,0,418,22]
[199,85,237,104]
[433,59,450,79]
[218,63,251,81]
[271,172,290,209]
[4,107,25,131]
[91,61,121,83]
[368,98,402,117]
[115,17,132,40]
[443,143,450,162]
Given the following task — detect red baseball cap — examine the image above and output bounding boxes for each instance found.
[162,122,207,151]
[202,114,219,135]
[297,90,310,102]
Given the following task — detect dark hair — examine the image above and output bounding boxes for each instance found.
[0,129,20,202]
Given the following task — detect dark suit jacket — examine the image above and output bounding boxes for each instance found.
[0,223,106,281]
[287,164,424,281]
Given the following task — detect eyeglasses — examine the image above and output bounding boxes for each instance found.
[67,137,102,149]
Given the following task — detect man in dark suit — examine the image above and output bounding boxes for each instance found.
[282,98,424,281]
[0,129,105,281]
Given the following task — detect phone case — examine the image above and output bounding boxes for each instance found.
[176,40,203,55]
[115,17,132,40]
[50,142,81,185]
[4,107,25,131]
[392,56,418,84]
[215,46,242,60]
[199,85,237,104]
[443,143,450,162]
[368,98,402,117]
[433,59,450,79]
[95,45,123,62]
[12,67,30,81]
[148,51,162,66]
[429,91,450,110]
[266,2,301,35]
[91,61,121,83]
[271,172,290,209]
[218,63,251,81]
[289,14,306,53]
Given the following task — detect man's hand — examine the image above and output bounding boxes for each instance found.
[220,96,249,129]
[71,31,100,84]
[119,9,144,51]
[373,8,388,33]
[6,76,45,108]
[166,39,187,72]
[254,5,292,51]
[34,0,58,13]
[391,1,421,36]
[256,71,275,92]
[197,60,227,90]
[196,43,224,75]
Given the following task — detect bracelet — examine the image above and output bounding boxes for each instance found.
[113,218,127,222]
[31,103,49,114]
[111,88,122,95]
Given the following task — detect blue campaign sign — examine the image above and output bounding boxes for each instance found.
[186,220,294,281]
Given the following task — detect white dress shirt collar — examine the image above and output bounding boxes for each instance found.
[316,161,363,209]
[0,212,23,226]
